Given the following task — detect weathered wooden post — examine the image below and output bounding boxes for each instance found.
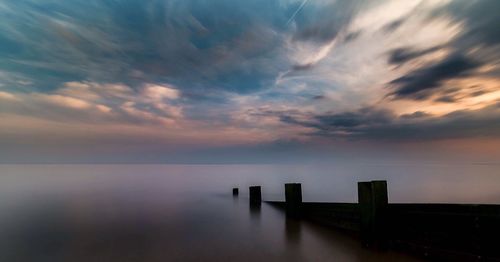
[358,180,388,248]
[358,181,372,247]
[232,188,239,196]
[249,186,261,205]
[285,183,302,218]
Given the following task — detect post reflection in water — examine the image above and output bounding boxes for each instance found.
[285,217,302,245]
[284,216,304,262]
[249,202,261,222]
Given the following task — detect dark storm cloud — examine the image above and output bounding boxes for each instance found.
[389,54,478,100]
[443,0,500,47]
[387,46,442,65]
[384,0,500,102]
[274,107,395,133]
[417,84,496,104]
[314,108,393,129]
[432,85,492,104]
[275,102,500,141]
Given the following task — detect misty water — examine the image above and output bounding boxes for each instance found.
[0,163,498,261]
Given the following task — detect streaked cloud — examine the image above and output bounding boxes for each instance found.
[0,0,499,162]
[273,101,500,140]
[389,54,479,100]
[0,81,183,125]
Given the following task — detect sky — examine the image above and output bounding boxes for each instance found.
[0,0,499,163]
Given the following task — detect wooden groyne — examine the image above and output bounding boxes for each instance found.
[233,181,500,261]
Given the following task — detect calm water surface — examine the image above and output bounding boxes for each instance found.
[0,163,498,261]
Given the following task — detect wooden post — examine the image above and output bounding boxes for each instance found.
[285,183,302,218]
[358,181,372,247]
[232,188,239,196]
[249,186,261,205]
[371,180,388,248]
[358,180,388,248]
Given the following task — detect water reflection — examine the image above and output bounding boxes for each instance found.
[0,165,441,261]
[249,203,261,222]
[285,217,302,245]
[0,195,425,261]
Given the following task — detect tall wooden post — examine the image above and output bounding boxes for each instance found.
[358,181,372,247]
[358,180,388,248]
[249,186,261,205]
[285,183,302,218]
[232,188,239,196]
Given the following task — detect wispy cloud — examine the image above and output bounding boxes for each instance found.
[0,0,499,162]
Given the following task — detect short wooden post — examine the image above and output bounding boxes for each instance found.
[358,180,388,248]
[285,183,302,218]
[249,186,261,205]
[232,188,239,196]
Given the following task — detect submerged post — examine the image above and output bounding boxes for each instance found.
[285,183,302,218]
[249,186,261,205]
[232,188,239,196]
[358,180,388,248]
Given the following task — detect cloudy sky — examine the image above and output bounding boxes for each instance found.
[0,0,499,163]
